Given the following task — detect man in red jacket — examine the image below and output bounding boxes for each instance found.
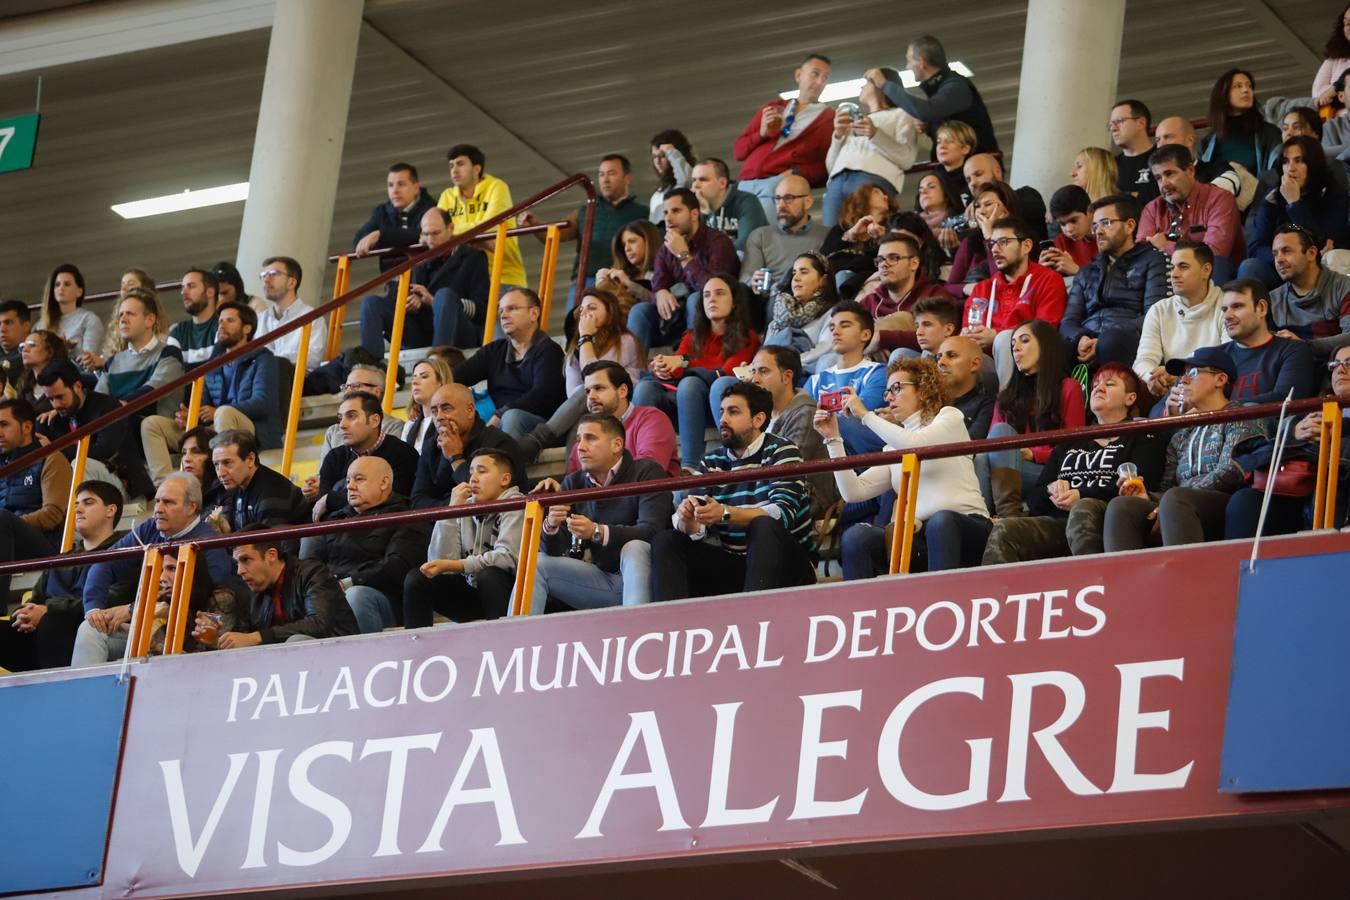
[961,218,1068,387]
[733,53,835,220]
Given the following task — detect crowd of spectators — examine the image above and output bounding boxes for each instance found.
[3,22,1350,674]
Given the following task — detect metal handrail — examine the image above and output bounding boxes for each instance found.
[5,394,1344,579]
[0,173,598,483]
[324,222,571,263]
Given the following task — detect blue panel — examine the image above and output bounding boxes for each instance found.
[1221,551,1350,793]
[0,674,129,893]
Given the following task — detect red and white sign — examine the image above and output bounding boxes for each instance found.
[99,534,1350,897]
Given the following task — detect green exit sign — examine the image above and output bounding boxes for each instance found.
[0,113,40,174]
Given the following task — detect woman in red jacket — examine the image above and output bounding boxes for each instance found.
[981,318,1085,514]
[632,274,760,470]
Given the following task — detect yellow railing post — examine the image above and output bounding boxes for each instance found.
[481,221,510,345]
[537,224,561,332]
[184,376,205,430]
[59,436,91,553]
[128,546,163,658]
[164,543,198,655]
[1315,400,1343,529]
[280,321,312,479]
[888,454,922,575]
[510,500,544,616]
[325,256,351,362]
[382,270,413,418]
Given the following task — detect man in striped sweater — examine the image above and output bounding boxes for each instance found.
[650,381,816,601]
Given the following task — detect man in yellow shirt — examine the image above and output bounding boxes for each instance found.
[436,144,527,291]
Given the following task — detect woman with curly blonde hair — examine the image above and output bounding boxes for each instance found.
[814,354,991,578]
[1070,147,1119,202]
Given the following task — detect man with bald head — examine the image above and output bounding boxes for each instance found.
[935,336,995,440]
[960,153,1047,241]
[304,455,428,634]
[411,382,523,508]
[741,173,827,311]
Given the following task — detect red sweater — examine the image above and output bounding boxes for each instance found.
[733,100,835,186]
[963,260,1068,332]
[857,278,950,351]
[992,377,1086,464]
[1054,233,1097,267]
[671,330,760,378]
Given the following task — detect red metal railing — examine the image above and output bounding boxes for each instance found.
[0,173,597,482]
[4,394,1344,581]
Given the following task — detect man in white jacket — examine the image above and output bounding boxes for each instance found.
[401,448,524,627]
[1133,240,1227,401]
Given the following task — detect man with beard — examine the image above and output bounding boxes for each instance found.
[650,382,816,601]
[1267,225,1350,357]
[961,218,1067,387]
[559,360,677,476]
[1059,194,1170,369]
[140,301,280,484]
[169,268,220,366]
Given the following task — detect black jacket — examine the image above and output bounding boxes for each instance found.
[411,418,524,508]
[541,454,672,574]
[452,334,566,418]
[38,389,128,467]
[1061,242,1170,344]
[243,555,358,644]
[414,245,492,324]
[221,464,310,530]
[308,495,428,602]
[318,434,420,516]
[882,67,999,157]
[353,187,437,272]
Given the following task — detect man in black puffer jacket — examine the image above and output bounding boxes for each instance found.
[305,457,428,634]
[1060,194,1169,370]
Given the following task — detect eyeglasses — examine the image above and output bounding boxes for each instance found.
[1182,366,1222,380]
[259,268,289,280]
[883,381,915,396]
[772,193,810,203]
[874,253,915,268]
[986,236,1023,249]
[1328,359,1350,372]
[1107,116,1141,128]
[1090,217,1127,233]
[341,382,381,392]
[18,341,41,350]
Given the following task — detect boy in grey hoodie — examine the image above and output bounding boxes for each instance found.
[402,448,524,627]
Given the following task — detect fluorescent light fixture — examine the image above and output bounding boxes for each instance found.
[781,62,973,102]
[111,182,249,219]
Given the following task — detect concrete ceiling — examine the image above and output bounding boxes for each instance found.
[0,0,1332,309]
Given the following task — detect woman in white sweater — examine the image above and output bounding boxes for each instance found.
[822,75,919,228]
[1131,241,1227,399]
[815,356,990,579]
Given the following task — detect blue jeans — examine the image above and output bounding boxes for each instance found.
[628,297,688,350]
[977,422,1045,508]
[524,541,653,612]
[841,511,993,580]
[838,414,886,455]
[346,585,396,634]
[500,408,547,439]
[359,290,434,356]
[633,375,716,467]
[739,174,786,222]
[823,170,898,228]
[432,287,482,348]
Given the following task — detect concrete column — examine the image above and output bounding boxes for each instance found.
[235,0,363,301]
[1008,0,1125,202]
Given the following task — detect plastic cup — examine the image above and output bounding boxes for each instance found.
[196,612,224,647]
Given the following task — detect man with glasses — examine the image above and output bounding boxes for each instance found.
[315,363,404,468]
[1268,225,1350,357]
[1060,194,1170,370]
[1108,100,1159,204]
[627,187,739,350]
[855,233,948,355]
[256,255,327,376]
[733,53,835,221]
[1137,145,1243,282]
[962,217,1067,387]
[741,173,827,312]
